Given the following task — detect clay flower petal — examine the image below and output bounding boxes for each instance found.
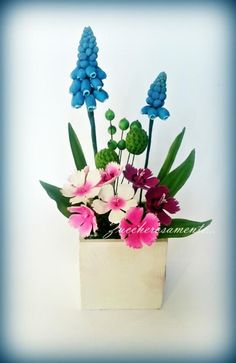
[117,184,134,200]
[99,184,114,202]
[61,166,101,204]
[119,207,160,249]
[145,185,180,226]
[92,199,110,214]
[68,205,97,237]
[123,164,159,190]
[98,162,122,186]
[86,169,101,186]
[109,209,126,224]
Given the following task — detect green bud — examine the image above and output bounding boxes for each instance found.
[107,140,117,150]
[130,120,142,129]
[95,148,119,169]
[117,139,126,150]
[108,125,117,135]
[119,118,129,131]
[105,109,115,121]
[126,128,148,155]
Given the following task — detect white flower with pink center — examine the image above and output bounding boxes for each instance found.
[92,184,137,224]
[61,166,101,204]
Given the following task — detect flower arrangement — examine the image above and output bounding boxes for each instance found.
[40,26,212,249]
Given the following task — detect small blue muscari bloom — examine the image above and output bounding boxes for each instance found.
[69,26,108,111]
[141,72,170,120]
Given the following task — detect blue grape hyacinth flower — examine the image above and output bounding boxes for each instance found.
[141,72,170,120]
[70,26,108,111]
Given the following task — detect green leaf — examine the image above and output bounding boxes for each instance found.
[159,218,212,239]
[40,180,70,218]
[158,127,186,181]
[161,149,195,196]
[68,122,87,170]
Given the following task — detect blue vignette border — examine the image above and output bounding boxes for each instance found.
[0,0,235,362]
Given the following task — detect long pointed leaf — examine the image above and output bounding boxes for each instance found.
[68,122,87,170]
[161,149,195,196]
[158,127,185,181]
[40,180,70,218]
[159,218,212,239]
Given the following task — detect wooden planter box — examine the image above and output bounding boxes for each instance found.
[79,238,168,310]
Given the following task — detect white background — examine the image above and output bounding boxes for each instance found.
[3,2,231,360]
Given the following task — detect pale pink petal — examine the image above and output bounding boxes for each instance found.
[86,187,101,199]
[86,169,101,187]
[99,184,114,202]
[70,195,84,204]
[61,184,76,197]
[125,207,143,225]
[117,184,134,200]
[92,217,98,233]
[109,209,125,224]
[92,199,110,214]
[68,214,84,229]
[69,170,85,186]
[122,198,137,211]
[78,220,93,237]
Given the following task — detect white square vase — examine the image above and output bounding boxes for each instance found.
[79,238,168,310]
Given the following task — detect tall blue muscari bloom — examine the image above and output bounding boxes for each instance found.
[141,72,170,170]
[141,72,170,120]
[69,26,108,111]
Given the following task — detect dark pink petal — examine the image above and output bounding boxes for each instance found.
[119,218,132,239]
[157,210,172,226]
[123,164,137,180]
[163,197,180,214]
[146,177,159,188]
[146,185,169,201]
[143,213,160,231]
[125,233,143,249]
[139,213,160,245]
[155,185,169,197]
[125,207,143,226]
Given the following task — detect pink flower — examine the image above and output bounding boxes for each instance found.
[98,162,122,186]
[61,167,101,204]
[92,184,137,224]
[119,207,160,249]
[68,205,97,237]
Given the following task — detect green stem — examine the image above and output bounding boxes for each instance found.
[140,118,154,204]
[131,154,135,166]
[87,110,98,156]
[144,118,154,169]
[109,120,113,141]
[118,130,124,163]
[121,152,131,183]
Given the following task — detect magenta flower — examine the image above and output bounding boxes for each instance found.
[145,185,180,226]
[68,205,97,237]
[119,207,160,249]
[123,164,158,190]
[98,162,121,186]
